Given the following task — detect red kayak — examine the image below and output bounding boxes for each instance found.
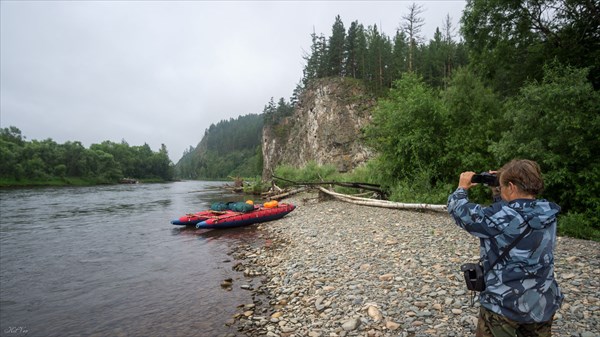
[171,203,295,229]
[171,210,235,226]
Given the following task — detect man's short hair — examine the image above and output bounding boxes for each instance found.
[499,159,544,196]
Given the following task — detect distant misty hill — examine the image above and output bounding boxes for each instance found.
[174,114,263,179]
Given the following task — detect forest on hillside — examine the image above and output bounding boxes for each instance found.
[0,126,174,186]
[174,114,264,179]
[301,11,468,95]
[297,3,598,96]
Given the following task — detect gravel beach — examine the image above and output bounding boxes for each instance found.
[224,192,599,337]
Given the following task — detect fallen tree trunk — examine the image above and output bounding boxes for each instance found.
[317,186,447,213]
[265,187,310,201]
[272,175,387,197]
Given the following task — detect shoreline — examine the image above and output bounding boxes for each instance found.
[227,192,599,337]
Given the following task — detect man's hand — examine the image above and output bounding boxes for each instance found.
[459,171,477,189]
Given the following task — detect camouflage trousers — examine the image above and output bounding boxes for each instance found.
[476,306,553,337]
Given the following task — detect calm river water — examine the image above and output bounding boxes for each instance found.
[0,181,265,337]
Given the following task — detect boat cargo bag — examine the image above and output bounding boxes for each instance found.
[211,202,255,213]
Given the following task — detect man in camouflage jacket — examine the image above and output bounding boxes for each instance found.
[447,159,563,337]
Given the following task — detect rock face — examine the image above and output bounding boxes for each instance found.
[262,77,376,179]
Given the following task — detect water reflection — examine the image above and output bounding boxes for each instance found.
[171,225,262,244]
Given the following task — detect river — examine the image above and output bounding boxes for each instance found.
[0,181,265,337]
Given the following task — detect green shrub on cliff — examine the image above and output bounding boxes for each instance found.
[274,161,339,188]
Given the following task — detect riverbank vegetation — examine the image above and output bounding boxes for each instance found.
[0,126,174,187]
[174,114,263,180]
[267,2,599,241]
[365,64,598,241]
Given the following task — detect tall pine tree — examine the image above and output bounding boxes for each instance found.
[328,15,346,77]
[402,3,425,72]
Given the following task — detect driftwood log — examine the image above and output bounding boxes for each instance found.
[317,186,447,213]
[264,187,310,201]
[272,175,387,198]
[267,175,446,212]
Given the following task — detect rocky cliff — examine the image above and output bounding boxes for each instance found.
[262,78,376,179]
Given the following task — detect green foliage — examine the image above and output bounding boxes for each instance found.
[362,60,598,240]
[175,113,264,180]
[328,15,346,77]
[303,32,328,86]
[460,0,544,96]
[558,212,600,242]
[344,21,364,79]
[389,169,453,204]
[229,146,263,178]
[274,161,340,188]
[301,15,468,93]
[204,114,263,153]
[273,161,388,196]
[440,67,505,175]
[364,73,447,190]
[242,176,270,195]
[461,0,600,95]
[421,28,446,89]
[491,62,600,216]
[263,98,294,128]
[0,127,174,186]
[365,24,395,93]
[0,176,105,187]
[89,141,173,181]
[339,161,380,186]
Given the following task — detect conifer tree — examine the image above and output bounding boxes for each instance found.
[402,3,425,72]
[441,13,457,87]
[392,30,409,78]
[355,23,368,80]
[423,28,446,88]
[302,31,328,86]
[365,25,393,92]
[344,21,360,78]
[328,15,346,77]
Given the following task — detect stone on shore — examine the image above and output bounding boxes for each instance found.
[228,192,600,336]
[341,317,361,331]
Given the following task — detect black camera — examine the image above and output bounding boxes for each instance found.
[471,172,499,187]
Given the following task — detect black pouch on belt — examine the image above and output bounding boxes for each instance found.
[461,263,486,292]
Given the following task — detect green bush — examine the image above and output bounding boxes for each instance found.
[558,212,600,242]
[388,168,452,204]
[364,73,447,188]
[243,176,270,195]
[274,161,339,187]
[491,62,600,216]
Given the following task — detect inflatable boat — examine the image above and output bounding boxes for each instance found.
[171,202,295,229]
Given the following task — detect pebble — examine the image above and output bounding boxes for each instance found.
[227,192,600,336]
[341,318,361,331]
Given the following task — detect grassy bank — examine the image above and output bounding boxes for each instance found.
[0,177,101,188]
[0,177,169,188]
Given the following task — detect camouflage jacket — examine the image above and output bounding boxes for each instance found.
[447,188,563,323]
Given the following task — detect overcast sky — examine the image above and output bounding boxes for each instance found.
[1,0,466,162]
